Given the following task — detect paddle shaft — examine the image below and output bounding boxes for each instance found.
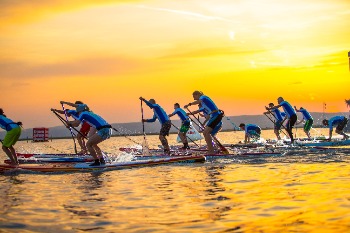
[226,117,241,131]
[141,100,146,136]
[52,110,84,138]
[140,100,150,155]
[61,103,78,153]
[264,110,289,137]
[185,107,228,154]
[112,127,141,145]
[170,122,200,147]
[52,109,110,161]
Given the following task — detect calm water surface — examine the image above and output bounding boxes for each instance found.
[1,130,350,232]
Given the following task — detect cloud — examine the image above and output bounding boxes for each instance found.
[10,82,30,87]
[160,47,267,59]
[137,5,239,24]
[0,56,144,79]
[0,0,143,26]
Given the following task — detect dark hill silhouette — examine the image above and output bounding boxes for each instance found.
[1,112,348,140]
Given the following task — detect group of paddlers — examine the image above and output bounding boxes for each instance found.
[1,93,349,166]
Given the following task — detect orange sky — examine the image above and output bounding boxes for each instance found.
[0,0,350,128]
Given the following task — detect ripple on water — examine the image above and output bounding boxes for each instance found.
[1,132,350,232]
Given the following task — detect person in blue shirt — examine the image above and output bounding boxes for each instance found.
[294,106,313,139]
[198,103,222,137]
[184,91,223,154]
[140,97,172,155]
[266,97,297,143]
[168,103,191,149]
[66,104,112,166]
[264,102,285,140]
[239,123,261,144]
[0,108,22,165]
[322,116,349,140]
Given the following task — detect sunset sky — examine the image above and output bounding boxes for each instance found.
[1,0,350,129]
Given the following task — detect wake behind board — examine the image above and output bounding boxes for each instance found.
[0,155,206,173]
[294,139,350,147]
[135,151,282,161]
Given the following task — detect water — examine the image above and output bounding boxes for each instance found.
[1,130,350,232]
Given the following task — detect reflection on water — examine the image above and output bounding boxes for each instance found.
[0,130,350,232]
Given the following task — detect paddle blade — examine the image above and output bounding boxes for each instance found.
[220,145,230,154]
[142,137,150,156]
[212,136,229,154]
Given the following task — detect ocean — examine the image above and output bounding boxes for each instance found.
[1,129,350,232]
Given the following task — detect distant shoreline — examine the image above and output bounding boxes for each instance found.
[18,126,329,141]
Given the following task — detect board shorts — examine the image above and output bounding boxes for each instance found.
[336,117,348,131]
[179,119,190,133]
[211,121,222,136]
[160,120,171,136]
[97,128,112,140]
[304,118,313,132]
[248,128,261,139]
[207,111,224,129]
[3,127,21,147]
[80,122,91,136]
[287,114,297,130]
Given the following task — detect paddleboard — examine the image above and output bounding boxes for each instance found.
[0,155,206,173]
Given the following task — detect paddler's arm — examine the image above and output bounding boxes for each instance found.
[264,106,273,114]
[184,100,201,109]
[328,129,333,141]
[60,101,79,108]
[139,97,154,109]
[67,119,80,128]
[186,109,201,115]
[51,108,66,114]
[244,133,249,144]
[266,104,281,111]
[143,114,156,123]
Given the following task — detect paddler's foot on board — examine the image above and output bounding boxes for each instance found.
[78,150,87,154]
[100,157,106,164]
[164,149,170,155]
[89,160,101,166]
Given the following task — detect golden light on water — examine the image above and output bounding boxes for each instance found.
[1,130,350,232]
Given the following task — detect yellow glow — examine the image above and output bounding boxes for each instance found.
[1,0,350,128]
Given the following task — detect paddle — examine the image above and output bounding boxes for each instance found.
[264,109,289,138]
[112,127,142,145]
[170,122,200,147]
[226,117,241,131]
[185,107,229,154]
[140,100,150,156]
[61,103,78,154]
[51,109,110,162]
